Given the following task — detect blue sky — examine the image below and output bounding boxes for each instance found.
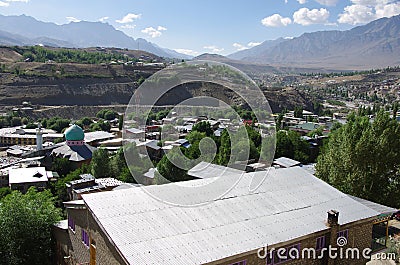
[1,0,399,56]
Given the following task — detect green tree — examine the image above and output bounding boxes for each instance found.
[47,118,70,133]
[275,130,310,163]
[91,148,110,178]
[90,120,111,132]
[316,110,400,208]
[118,115,123,131]
[0,187,11,200]
[192,121,213,137]
[104,110,117,120]
[111,147,127,178]
[51,157,72,177]
[0,188,61,265]
[10,117,22,127]
[294,106,303,118]
[156,147,190,183]
[21,117,28,125]
[80,117,93,126]
[25,122,37,129]
[217,129,231,166]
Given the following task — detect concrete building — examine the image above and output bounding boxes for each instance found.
[0,127,63,146]
[54,167,390,265]
[8,166,52,193]
[66,174,123,200]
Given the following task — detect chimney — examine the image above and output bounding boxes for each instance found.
[327,210,339,227]
[327,210,340,265]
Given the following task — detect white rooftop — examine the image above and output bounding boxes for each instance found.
[188,161,245,179]
[273,157,301,168]
[84,131,115,143]
[9,167,50,184]
[82,167,379,265]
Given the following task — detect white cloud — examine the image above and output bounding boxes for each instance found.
[157,26,167,31]
[351,0,388,5]
[98,16,109,22]
[261,14,292,27]
[293,7,330,25]
[297,0,307,4]
[285,0,288,3]
[338,0,400,25]
[116,13,141,24]
[174,49,199,56]
[315,0,339,6]
[338,5,375,24]
[66,16,81,23]
[375,2,400,18]
[248,42,261,47]
[233,42,262,51]
[203,45,224,53]
[0,0,29,6]
[233,43,248,51]
[141,26,166,38]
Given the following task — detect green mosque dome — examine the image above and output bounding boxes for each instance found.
[64,124,85,141]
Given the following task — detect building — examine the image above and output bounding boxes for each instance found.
[66,174,123,200]
[8,166,53,193]
[273,157,301,168]
[0,126,63,146]
[51,125,96,168]
[54,167,390,265]
[84,131,115,147]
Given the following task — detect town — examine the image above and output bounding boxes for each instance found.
[1,92,400,264]
[1,2,400,264]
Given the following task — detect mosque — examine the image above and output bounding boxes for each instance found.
[51,125,96,168]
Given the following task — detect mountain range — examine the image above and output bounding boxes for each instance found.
[1,14,400,70]
[0,14,190,59]
[228,14,400,70]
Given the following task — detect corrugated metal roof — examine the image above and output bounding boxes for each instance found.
[188,161,245,179]
[82,167,379,265]
[348,195,397,214]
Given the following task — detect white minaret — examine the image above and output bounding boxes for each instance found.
[36,123,43,151]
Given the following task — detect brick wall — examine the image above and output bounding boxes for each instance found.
[58,208,126,265]
[207,219,373,265]
[56,207,374,265]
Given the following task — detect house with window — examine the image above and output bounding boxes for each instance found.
[54,166,396,265]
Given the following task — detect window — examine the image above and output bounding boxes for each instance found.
[337,229,349,240]
[267,244,301,264]
[287,244,300,260]
[68,215,75,232]
[82,229,90,247]
[316,236,326,250]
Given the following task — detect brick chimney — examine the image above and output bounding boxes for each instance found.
[327,210,339,265]
[327,210,339,227]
